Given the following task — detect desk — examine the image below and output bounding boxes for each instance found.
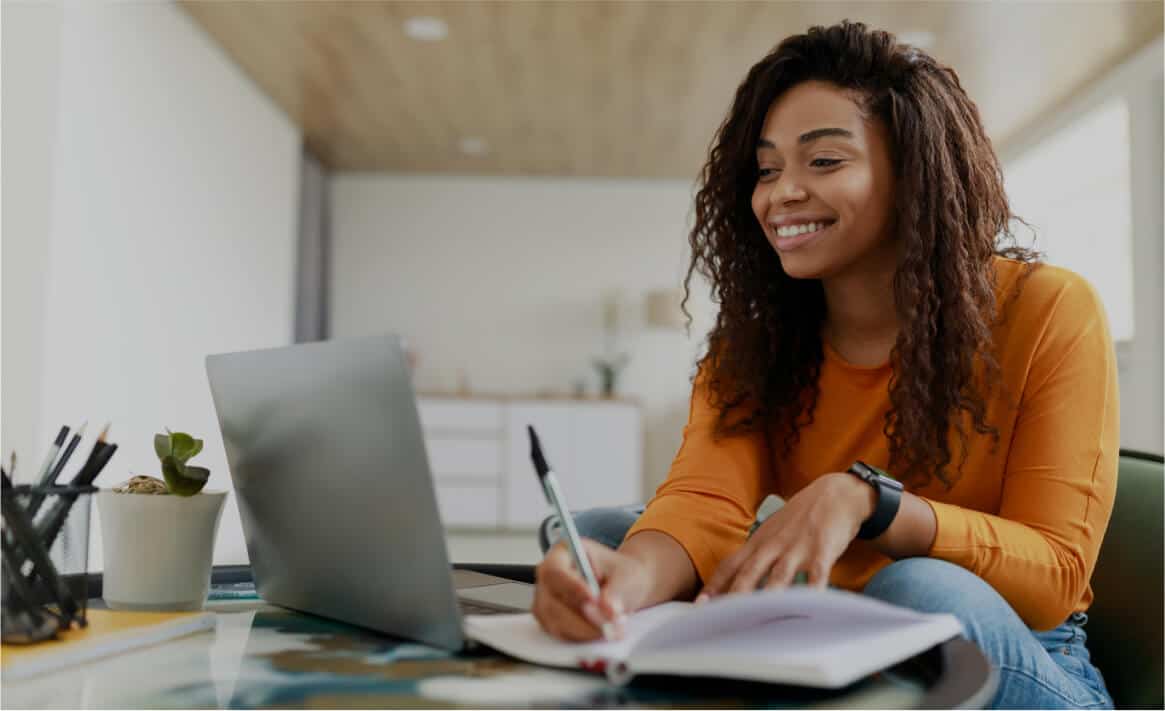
[3,565,996,709]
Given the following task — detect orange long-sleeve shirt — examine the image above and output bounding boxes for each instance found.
[627,257,1119,631]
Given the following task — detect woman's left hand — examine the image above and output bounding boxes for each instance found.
[698,472,876,598]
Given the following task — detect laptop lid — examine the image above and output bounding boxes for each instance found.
[205,334,467,650]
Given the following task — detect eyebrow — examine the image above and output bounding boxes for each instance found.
[757,127,855,150]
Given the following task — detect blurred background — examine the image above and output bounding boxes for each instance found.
[4,0,1162,566]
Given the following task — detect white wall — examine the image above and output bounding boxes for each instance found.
[1000,38,1164,453]
[2,1,65,497]
[331,175,717,496]
[1123,76,1164,454]
[2,1,301,567]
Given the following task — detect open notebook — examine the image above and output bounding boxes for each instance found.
[465,586,962,689]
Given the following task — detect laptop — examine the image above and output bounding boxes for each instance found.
[205,333,534,651]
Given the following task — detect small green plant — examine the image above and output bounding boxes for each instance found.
[154,429,210,496]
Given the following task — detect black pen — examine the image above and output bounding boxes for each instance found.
[74,423,111,479]
[25,426,73,522]
[35,426,70,486]
[527,425,613,638]
[2,471,77,620]
[46,422,86,486]
[38,442,118,553]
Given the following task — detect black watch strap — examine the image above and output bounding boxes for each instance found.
[847,461,904,540]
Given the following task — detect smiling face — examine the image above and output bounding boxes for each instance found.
[751,80,898,281]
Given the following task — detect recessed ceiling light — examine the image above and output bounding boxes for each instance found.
[404,16,447,41]
[458,137,489,156]
[898,30,936,50]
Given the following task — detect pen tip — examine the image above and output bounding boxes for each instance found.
[527,425,549,478]
[77,421,89,436]
[98,422,111,442]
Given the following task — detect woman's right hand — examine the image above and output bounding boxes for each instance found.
[532,538,652,642]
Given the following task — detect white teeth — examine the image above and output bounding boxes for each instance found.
[774,221,829,238]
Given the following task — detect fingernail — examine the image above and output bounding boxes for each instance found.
[600,622,616,640]
[582,601,603,626]
[610,598,624,617]
[695,593,708,605]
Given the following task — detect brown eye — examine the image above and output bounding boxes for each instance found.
[810,158,841,168]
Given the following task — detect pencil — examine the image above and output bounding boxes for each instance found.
[46,422,86,486]
[26,425,75,520]
[39,443,118,553]
[76,423,111,475]
[35,426,70,485]
[73,442,117,487]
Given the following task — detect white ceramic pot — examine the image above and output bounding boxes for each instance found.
[97,489,227,611]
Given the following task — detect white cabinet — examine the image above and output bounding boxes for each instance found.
[418,399,504,528]
[417,397,642,530]
[418,400,504,433]
[426,439,503,480]
[433,483,501,528]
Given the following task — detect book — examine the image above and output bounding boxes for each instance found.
[1,608,216,681]
[464,586,962,689]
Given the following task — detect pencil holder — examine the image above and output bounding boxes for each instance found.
[1,484,96,644]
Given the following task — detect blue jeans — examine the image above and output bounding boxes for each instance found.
[548,506,1114,710]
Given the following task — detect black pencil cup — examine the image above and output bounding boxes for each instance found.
[1,484,96,644]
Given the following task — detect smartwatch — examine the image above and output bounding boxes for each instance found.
[847,461,904,540]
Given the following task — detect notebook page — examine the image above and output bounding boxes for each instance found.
[628,612,961,688]
[631,587,959,655]
[464,601,690,670]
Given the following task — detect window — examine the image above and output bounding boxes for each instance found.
[1004,98,1135,341]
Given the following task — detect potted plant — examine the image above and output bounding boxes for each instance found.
[97,430,227,611]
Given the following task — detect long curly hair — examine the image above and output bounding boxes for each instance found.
[683,21,1039,488]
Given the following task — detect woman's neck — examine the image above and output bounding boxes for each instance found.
[821,257,899,367]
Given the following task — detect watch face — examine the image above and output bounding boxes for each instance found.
[850,462,876,481]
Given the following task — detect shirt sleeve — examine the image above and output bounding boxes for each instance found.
[624,366,774,585]
[925,273,1120,630]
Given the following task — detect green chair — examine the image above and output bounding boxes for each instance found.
[1087,449,1164,708]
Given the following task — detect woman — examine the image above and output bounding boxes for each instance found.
[533,21,1117,710]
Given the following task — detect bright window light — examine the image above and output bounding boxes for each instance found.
[1004,98,1135,342]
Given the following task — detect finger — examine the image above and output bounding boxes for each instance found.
[580,538,619,587]
[537,540,621,637]
[537,543,600,607]
[578,540,626,626]
[581,599,616,633]
[596,589,625,620]
[703,548,749,598]
[536,585,606,642]
[726,548,779,595]
[595,588,627,639]
[805,558,830,589]
[552,538,614,600]
[762,554,801,590]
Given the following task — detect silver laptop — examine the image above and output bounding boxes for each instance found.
[205,333,533,651]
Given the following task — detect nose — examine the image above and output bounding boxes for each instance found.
[769,175,808,205]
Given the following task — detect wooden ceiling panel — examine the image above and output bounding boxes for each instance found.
[181,1,1162,178]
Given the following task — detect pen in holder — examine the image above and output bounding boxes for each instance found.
[1,483,96,644]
